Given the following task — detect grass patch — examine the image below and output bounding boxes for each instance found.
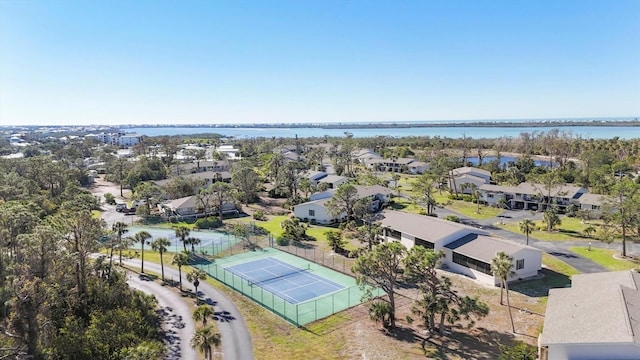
[570,246,639,271]
[499,217,601,242]
[201,276,350,360]
[542,253,580,277]
[389,197,425,214]
[446,201,503,220]
[510,253,579,302]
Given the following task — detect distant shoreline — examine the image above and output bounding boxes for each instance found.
[116,119,640,130]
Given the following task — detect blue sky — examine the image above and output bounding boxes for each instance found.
[1,0,638,126]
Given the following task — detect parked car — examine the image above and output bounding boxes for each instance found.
[115,203,127,212]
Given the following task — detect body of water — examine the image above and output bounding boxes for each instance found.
[125,125,640,139]
[466,156,554,167]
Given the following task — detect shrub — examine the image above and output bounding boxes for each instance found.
[462,195,473,202]
[104,193,116,205]
[252,210,267,221]
[445,215,461,223]
[195,216,222,229]
[275,236,289,246]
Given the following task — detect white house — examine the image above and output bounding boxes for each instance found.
[539,270,640,360]
[318,174,349,189]
[451,167,491,182]
[407,161,429,175]
[162,196,197,216]
[480,182,586,211]
[449,167,491,194]
[292,198,337,224]
[293,185,392,224]
[450,174,489,194]
[578,193,608,219]
[379,210,542,285]
[216,144,241,160]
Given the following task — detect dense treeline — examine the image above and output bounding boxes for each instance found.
[0,157,164,359]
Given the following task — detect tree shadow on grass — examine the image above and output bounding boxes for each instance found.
[420,327,516,360]
[510,268,571,298]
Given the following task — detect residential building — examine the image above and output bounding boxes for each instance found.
[578,193,608,218]
[293,184,392,224]
[379,210,542,285]
[153,171,232,196]
[480,182,586,211]
[448,167,492,194]
[318,174,349,189]
[539,270,640,360]
[215,144,241,160]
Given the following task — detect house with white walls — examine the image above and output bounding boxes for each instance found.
[378,210,542,285]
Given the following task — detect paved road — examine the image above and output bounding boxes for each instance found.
[431,207,619,273]
[127,272,198,360]
[124,259,254,360]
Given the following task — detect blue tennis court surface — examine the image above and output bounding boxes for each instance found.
[225,257,345,304]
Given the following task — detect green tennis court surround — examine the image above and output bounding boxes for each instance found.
[195,247,383,326]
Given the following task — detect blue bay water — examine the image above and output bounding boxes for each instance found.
[125,125,640,139]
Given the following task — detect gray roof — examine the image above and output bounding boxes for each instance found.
[452,167,491,178]
[541,270,640,346]
[379,210,486,244]
[319,174,349,184]
[445,233,532,263]
[166,195,196,210]
[579,193,608,206]
[354,185,392,198]
[479,182,585,198]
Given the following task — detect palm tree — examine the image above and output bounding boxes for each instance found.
[151,237,170,281]
[171,252,189,291]
[185,237,201,253]
[583,226,597,238]
[519,219,535,246]
[134,230,152,273]
[111,221,128,270]
[186,268,207,301]
[193,304,215,326]
[118,236,134,266]
[190,326,221,360]
[491,251,516,333]
[175,225,190,252]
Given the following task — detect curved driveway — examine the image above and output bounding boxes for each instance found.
[124,259,254,360]
[127,272,198,359]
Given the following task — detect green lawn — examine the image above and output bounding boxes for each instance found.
[569,246,639,271]
[446,201,503,220]
[500,217,600,242]
[510,253,579,300]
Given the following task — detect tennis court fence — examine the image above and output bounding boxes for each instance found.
[195,260,383,326]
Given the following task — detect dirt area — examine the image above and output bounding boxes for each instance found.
[88,176,130,202]
[334,271,543,360]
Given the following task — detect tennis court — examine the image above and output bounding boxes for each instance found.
[198,247,384,326]
[226,257,345,304]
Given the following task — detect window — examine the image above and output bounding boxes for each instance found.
[516,259,524,270]
[415,237,434,249]
[487,194,494,199]
[308,209,315,217]
[386,228,401,240]
[452,253,492,275]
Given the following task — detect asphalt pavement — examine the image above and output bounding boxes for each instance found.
[123,259,255,360]
[127,272,198,360]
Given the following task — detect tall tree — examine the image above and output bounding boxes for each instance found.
[352,242,406,329]
[193,304,215,326]
[187,268,207,302]
[174,225,191,252]
[111,222,129,270]
[190,326,221,360]
[231,161,260,204]
[491,251,516,333]
[413,172,438,215]
[326,183,359,222]
[208,181,233,222]
[519,219,535,246]
[602,178,640,257]
[151,237,171,281]
[171,252,190,291]
[134,230,152,273]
